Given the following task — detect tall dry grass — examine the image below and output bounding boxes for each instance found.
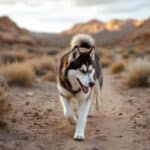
[25,56,55,76]
[0,51,29,63]
[109,60,125,74]
[100,56,112,68]
[125,59,150,87]
[0,63,35,86]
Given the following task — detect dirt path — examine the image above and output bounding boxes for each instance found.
[0,71,150,150]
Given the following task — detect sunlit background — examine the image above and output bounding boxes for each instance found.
[0,0,149,32]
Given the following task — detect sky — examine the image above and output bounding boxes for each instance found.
[0,0,149,33]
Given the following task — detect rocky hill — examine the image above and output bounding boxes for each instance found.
[63,19,143,35]
[121,19,150,51]
[63,19,104,34]
[0,16,148,48]
[0,16,37,45]
[62,19,144,46]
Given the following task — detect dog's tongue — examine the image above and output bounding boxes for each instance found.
[82,85,89,93]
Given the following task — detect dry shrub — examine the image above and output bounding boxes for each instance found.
[0,88,11,125]
[0,76,8,90]
[0,51,28,63]
[110,60,125,74]
[0,63,35,86]
[122,51,129,59]
[25,57,55,76]
[100,56,112,68]
[125,59,150,87]
[42,71,56,82]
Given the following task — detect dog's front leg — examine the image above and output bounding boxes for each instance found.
[74,98,91,140]
[60,95,76,125]
[94,81,102,111]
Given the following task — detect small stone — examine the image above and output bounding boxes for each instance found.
[0,121,7,127]
[33,112,40,118]
[118,112,123,116]
[47,108,52,112]
[34,122,38,126]
[92,147,99,150]
[95,129,100,134]
[11,118,16,123]
[23,136,29,140]
[26,92,34,96]
[25,101,30,105]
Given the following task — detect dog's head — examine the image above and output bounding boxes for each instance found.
[67,46,96,94]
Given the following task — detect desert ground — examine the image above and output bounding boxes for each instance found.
[0,16,150,150]
[0,70,150,150]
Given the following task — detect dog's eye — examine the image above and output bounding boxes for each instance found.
[80,69,86,74]
[88,68,93,73]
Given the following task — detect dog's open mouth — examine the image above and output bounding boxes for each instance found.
[77,78,89,94]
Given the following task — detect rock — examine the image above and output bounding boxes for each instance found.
[26,92,34,97]
[92,147,99,150]
[25,101,30,106]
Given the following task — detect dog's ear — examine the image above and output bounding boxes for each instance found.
[89,46,95,60]
[68,46,80,62]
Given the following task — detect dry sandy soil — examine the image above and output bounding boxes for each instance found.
[0,70,150,150]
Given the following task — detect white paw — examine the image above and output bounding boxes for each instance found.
[74,132,85,141]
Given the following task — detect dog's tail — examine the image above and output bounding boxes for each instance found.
[71,34,95,49]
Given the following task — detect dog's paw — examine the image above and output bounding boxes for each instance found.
[74,132,85,141]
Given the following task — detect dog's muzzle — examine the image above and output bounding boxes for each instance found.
[77,78,95,94]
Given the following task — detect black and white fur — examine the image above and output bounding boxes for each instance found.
[57,34,103,140]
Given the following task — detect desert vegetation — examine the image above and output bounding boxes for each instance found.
[42,71,56,82]
[25,56,55,76]
[0,49,56,86]
[100,56,112,68]
[124,59,150,87]
[0,50,29,64]
[0,87,11,126]
[109,60,125,74]
[0,63,35,86]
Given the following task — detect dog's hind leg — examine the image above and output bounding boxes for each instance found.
[60,95,76,125]
[74,98,91,140]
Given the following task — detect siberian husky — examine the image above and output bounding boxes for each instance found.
[57,34,103,140]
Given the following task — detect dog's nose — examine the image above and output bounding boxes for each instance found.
[89,82,95,87]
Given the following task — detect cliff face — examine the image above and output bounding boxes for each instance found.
[63,19,143,35]
[62,19,145,46]
[0,16,37,45]
[63,19,104,34]
[121,19,150,51]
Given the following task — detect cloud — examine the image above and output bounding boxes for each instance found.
[0,0,41,5]
[74,0,120,6]
[0,0,65,6]
[74,0,150,7]
[98,0,150,14]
